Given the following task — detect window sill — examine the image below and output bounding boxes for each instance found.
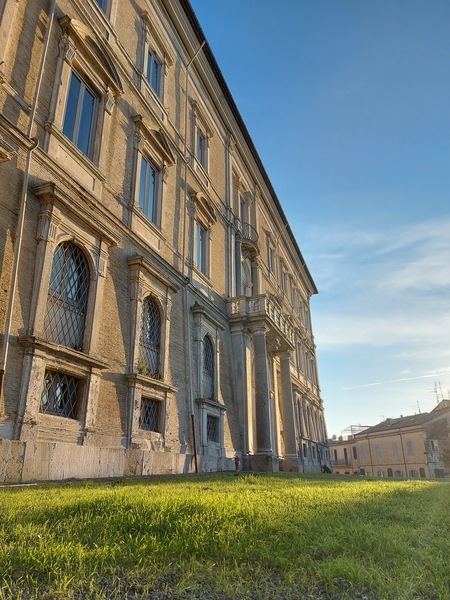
[140,76,168,122]
[126,372,177,393]
[131,207,166,252]
[36,413,84,444]
[193,159,210,187]
[19,336,109,371]
[45,124,106,194]
[196,398,227,412]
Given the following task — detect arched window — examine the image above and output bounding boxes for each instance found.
[139,296,161,376]
[241,257,253,297]
[419,467,426,478]
[43,242,89,350]
[387,468,393,477]
[203,335,214,400]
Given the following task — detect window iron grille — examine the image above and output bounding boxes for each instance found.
[41,370,81,419]
[44,242,89,350]
[139,296,161,375]
[203,335,214,400]
[206,414,218,443]
[139,398,160,431]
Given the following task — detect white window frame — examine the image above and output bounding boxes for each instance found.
[140,12,174,109]
[195,220,208,275]
[15,182,118,444]
[191,101,213,177]
[146,49,162,96]
[62,70,99,161]
[44,16,122,182]
[131,115,174,233]
[192,302,226,456]
[190,192,216,281]
[126,256,178,449]
[138,154,160,225]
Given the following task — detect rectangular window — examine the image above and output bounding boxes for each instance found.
[360,445,366,459]
[375,444,381,459]
[343,447,348,464]
[138,155,158,223]
[146,50,161,96]
[197,129,206,168]
[41,370,81,420]
[206,414,219,442]
[139,398,160,432]
[296,342,302,372]
[409,469,417,478]
[63,71,99,159]
[392,441,398,457]
[394,470,403,478]
[268,244,275,273]
[303,443,308,458]
[352,446,357,460]
[406,440,414,455]
[333,449,338,462]
[195,221,207,274]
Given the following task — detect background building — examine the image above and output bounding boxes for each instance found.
[0,0,330,482]
[352,400,450,479]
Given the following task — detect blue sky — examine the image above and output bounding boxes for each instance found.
[189,0,450,436]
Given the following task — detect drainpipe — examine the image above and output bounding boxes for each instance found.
[0,0,57,403]
[181,40,205,473]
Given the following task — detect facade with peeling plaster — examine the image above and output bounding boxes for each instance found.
[0,0,331,482]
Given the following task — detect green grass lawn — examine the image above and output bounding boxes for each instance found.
[0,473,449,599]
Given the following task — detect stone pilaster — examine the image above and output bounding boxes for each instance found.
[252,325,272,455]
[279,352,300,472]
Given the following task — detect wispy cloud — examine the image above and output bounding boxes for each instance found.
[302,215,450,352]
[342,371,450,391]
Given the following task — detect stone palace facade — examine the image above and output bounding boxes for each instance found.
[0,0,331,481]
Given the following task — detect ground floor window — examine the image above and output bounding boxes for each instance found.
[207,415,219,443]
[139,398,161,432]
[419,467,426,478]
[40,370,81,419]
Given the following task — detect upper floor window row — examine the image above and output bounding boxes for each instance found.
[146,50,162,97]
[63,71,99,160]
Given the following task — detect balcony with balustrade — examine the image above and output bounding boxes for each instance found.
[236,221,259,256]
[228,293,295,352]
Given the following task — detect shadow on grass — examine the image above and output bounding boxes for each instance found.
[0,474,449,599]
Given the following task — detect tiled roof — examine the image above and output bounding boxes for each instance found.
[354,408,450,435]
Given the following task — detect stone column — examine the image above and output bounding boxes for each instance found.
[230,323,248,454]
[252,325,273,465]
[235,237,242,296]
[279,352,300,471]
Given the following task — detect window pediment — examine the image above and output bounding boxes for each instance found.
[191,101,214,138]
[127,255,179,293]
[191,192,216,227]
[60,16,123,96]
[133,115,175,166]
[35,182,120,247]
[141,11,175,67]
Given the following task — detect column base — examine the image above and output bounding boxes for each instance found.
[279,455,301,472]
[245,454,279,472]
